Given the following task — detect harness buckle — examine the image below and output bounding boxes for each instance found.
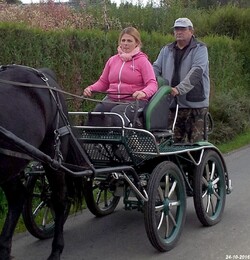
[41,75,48,82]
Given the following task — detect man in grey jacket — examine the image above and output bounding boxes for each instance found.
[153,17,210,143]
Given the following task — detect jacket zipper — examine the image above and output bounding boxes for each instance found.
[117,61,125,101]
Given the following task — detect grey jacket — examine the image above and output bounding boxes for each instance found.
[153,36,210,108]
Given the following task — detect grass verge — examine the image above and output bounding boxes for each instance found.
[217,129,250,154]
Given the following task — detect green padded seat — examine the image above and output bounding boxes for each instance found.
[143,86,173,137]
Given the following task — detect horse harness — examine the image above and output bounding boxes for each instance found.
[0,64,94,171]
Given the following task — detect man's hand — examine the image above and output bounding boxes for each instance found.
[171,87,179,96]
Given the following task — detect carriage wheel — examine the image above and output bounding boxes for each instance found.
[84,177,120,217]
[22,173,71,239]
[144,161,186,252]
[193,149,226,226]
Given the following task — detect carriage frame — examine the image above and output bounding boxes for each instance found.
[21,91,232,251]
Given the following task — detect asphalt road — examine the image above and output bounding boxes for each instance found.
[12,145,250,260]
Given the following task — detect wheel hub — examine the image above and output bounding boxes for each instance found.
[163,198,170,214]
[207,181,214,195]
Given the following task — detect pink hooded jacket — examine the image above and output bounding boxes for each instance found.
[89,52,158,101]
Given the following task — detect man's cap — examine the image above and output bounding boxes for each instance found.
[173,18,193,28]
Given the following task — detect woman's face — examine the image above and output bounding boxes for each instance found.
[120,33,137,53]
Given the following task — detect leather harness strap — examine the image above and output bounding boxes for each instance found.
[0,65,95,172]
[0,147,33,160]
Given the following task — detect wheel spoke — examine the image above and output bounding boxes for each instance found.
[169,200,180,207]
[210,162,215,180]
[164,175,170,197]
[169,211,177,227]
[212,188,221,200]
[155,204,164,212]
[168,180,177,198]
[42,207,50,227]
[212,177,220,185]
[202,189,208,198]
[202,176,209,187]
[205,164,210,180]
[157,212,164,230]
[206,194,211,213]
[164,215,169,238]
[33,201,46,217]
[157,186,165,202]
[210,196,216,214]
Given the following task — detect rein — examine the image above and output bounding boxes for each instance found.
[0,78,136,105]
[0,78,83,99]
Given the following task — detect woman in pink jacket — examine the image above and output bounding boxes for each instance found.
[83,27,158,127]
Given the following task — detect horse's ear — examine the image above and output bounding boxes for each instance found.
[38,68,57,81]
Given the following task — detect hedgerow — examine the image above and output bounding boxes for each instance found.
[0,2,250,144]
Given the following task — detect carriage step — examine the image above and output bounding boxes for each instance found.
[227,179,233,194]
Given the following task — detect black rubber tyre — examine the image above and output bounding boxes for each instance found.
[84,177,120,217]
[193,149,226,226]
[144,161,186,252]
[22,173,71,239]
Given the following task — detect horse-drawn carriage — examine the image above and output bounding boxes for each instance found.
[0,65,232,259]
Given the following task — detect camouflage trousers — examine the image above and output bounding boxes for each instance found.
[168,108,208,143]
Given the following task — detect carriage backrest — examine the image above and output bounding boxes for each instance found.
[143,86,172,132]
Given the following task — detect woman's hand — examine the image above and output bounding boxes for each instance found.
[83,87,92,97]
[132,90,146,100]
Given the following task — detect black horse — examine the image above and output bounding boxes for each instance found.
[0,65,88,260]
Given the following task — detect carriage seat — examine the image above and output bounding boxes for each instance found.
[143,85,173,138]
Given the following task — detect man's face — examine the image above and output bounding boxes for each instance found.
[174,27,193,42]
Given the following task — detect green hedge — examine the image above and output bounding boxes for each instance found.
[0,23,249,144]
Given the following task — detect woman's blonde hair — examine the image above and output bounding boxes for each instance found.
[118,27,142,47]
